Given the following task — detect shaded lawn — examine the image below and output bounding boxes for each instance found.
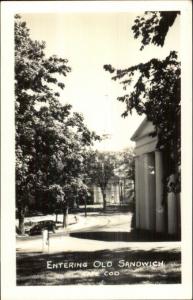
[16,247,181,285]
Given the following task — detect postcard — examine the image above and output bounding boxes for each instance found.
[1,1,192,300]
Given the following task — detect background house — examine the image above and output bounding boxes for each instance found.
[92,177,134,205]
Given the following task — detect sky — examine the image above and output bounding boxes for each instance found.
[22,12,180,151]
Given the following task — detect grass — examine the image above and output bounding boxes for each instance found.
[16,247,181,285]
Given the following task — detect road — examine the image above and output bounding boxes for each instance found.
[17,212,133,242]
[16,211,180,254]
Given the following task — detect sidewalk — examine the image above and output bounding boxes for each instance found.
[17,233,181,254]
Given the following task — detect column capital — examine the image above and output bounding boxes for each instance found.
[155,149,162,153]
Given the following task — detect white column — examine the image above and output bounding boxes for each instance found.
[135,157,140,228]
[138,155,147,229]
[167,174,178,235]
[155,151,165,232]
[116,183,119,204]
[93,186,97,203]
[168,192,177,234]
[143,154,152,230]
[145,153,156,230]
[138,155,145,229]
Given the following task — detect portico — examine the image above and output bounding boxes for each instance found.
[131,118,168,234]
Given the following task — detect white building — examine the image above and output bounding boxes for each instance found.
[131,117,181,236]
[92,178,134,205]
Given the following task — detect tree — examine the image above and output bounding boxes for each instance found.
[37,107,99,228]
[15,15,99,233]
[131,11,180,50]
[85,151,115,210]
[15,14,71,233]
[113,147,135,182]
[104,11,180,194]
[111,148,135,205]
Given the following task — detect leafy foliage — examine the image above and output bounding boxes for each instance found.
[131,11,180,50]
[104,51,180,160]
[113,148,135,181]
[104,11,181,192]
[15,15,99,232]
[87,151,115,190]
[85,151,115,210]
[85,149,135,209]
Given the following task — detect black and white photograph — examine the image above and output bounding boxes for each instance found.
[1,1,192,300]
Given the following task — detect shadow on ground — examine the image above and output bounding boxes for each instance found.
[70,230,181,242]
[16,246,181,286]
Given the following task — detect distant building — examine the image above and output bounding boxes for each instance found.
[131,117,181,236]
[92,177,134,205]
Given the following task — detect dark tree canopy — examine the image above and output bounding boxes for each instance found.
[104,11,181,192]
[104,51,180,158]
[132,11,180,50]
[15,15,99,232]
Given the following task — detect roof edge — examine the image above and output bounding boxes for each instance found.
[130,116,156,142]
[130,116,147,141]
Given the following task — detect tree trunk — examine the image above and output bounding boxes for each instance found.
[18,207,25,235]
[63,207,68,228]
[84,197,87,217]
[76,199,79,209]
[102,191,107,211]
[55,213,58,223]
